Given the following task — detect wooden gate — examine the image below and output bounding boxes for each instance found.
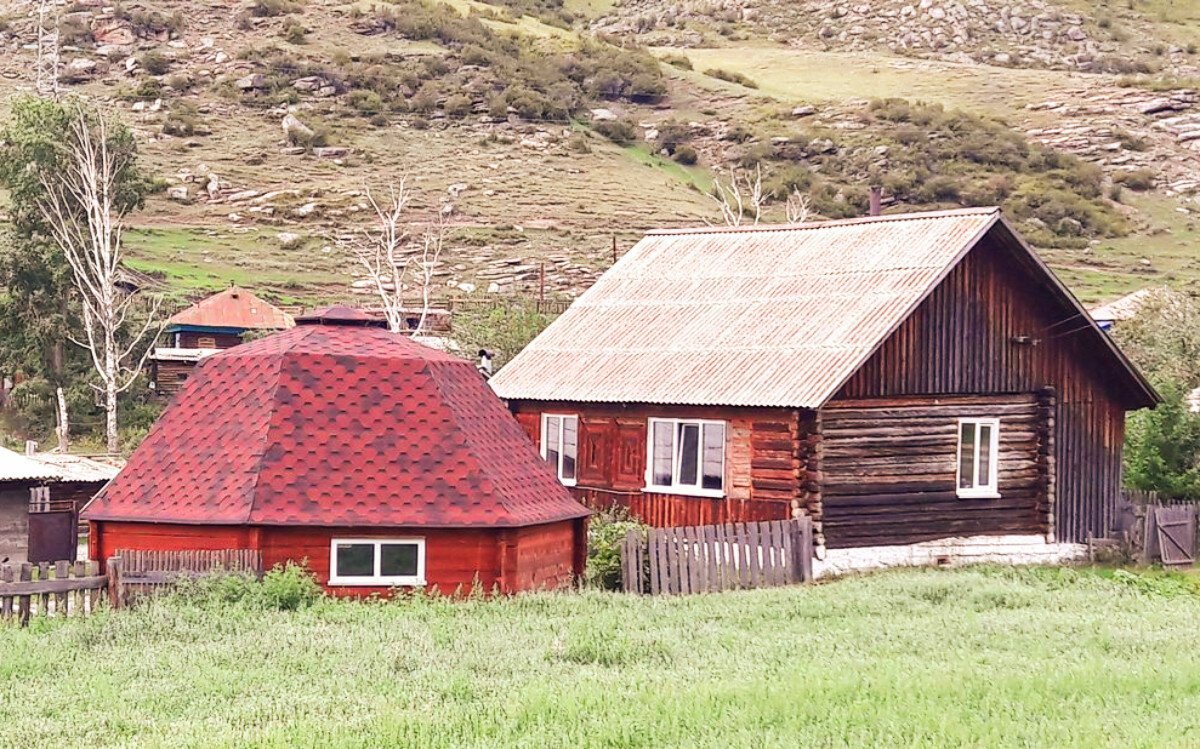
[27,511,77,564]
[620,517,813,595]
[1152,506,1196,567]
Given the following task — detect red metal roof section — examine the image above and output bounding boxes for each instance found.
[167,286,295,330]
[295,305,386,326]
[83,323,588,527]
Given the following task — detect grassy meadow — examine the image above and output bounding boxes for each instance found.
[4,566,1200,747]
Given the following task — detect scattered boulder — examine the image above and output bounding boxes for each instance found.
[792,105,817,117]
[166,186,191,203]
[92,21,134,47]
[237,73,266,91]
[590,108,617,121]
[312,146,348,159]
[276,232,303,249]
[282,113,314,142]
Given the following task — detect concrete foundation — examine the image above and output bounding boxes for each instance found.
[814,534,1088,579]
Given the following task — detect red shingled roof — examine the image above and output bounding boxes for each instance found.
[83,314,588,528]
[167,286,295,330]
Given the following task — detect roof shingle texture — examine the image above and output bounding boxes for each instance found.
[490,208,1001,408]
[84,323,588,527]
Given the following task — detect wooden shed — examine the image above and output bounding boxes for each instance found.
[84,306,590,595]
[490,208,1158,561]
[150,285,295,395]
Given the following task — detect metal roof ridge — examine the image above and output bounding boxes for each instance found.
[644,207,1001,236]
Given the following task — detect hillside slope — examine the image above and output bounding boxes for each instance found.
[0,0,1198,307]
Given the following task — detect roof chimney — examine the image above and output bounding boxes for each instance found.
[478,349,494,378]
[868,186,883,217]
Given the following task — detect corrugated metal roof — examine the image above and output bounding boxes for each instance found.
[491,208,1001,408]
[168,286,295,330]
[28,453,121,483]
[0,447,60,482]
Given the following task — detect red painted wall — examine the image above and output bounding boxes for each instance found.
[90,520,582,596]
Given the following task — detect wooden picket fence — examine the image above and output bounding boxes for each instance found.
[0,560,107,626]
[111,549,263,605]
[0,549,263,626]
[620,517,814,595]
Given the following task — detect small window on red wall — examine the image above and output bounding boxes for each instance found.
[541,414,578,486]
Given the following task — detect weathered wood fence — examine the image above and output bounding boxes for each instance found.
[0,561,106,626]
[1108,491,1198,567]
[1,549,263,626]
[620,517,813,595]
[111,549,263,606]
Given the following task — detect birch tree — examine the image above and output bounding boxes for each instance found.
[710,164,765,227]
[785,189,812,224]
[346,181,446,336]
[34,102,161,453]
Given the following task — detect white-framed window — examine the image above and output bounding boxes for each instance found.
[328,538,426,586]
[28,485,50,514]
[541,414,578,486]
[645,418,726,497]
[957,418,1000,498]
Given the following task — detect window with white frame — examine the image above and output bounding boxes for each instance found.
[957,418,1000,498]
[541,414,578,485]
[646,418,726,496]
[328,538,425,586]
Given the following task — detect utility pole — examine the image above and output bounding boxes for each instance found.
[34,0,61,100]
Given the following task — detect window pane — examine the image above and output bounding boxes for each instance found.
[562,417,578,481]
[380,543,419,577]
[677,423,700,486]
[958,423,976,490]
[652,421,674,486]
[978,424,992,487]
[336,543,375,577]
[545,416,561,472]
[702,423,725,490]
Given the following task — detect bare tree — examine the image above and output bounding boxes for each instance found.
[346,180,447,336]
[785,189,812,224]
[709,164,765,227]
[35,102,162,453]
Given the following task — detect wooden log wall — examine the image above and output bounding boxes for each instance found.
[510,403,801,529]
[819,394,1051,548]
[834,227,1143,543]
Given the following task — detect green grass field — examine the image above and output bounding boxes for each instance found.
[4,566,1200,747]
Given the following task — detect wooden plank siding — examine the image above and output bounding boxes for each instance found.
[511,404,803,529]
[89,520,582,596]
[833,230,1133,543]
[819,394,1051,548]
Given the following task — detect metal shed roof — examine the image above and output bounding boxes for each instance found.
[0,447,60,483]
[167,286,295,331]
[491,208,1008,408]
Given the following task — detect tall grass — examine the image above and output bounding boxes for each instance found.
[3,567,1200,747]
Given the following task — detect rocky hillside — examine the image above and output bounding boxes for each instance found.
[0,0,1198,308]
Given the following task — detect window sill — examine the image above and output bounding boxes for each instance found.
[956,490,1001,500]
[560,478,577,488]
[643,484,726,500]
[328,578,427,587]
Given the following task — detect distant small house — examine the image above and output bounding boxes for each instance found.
[491,208,1158,567]
[0,447,118,564]
[150,285,294,395]
[84,306,589,595]
[1088,287,1171,330]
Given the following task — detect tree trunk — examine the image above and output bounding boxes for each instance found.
[54,386,69,451]
[105,324,118,454]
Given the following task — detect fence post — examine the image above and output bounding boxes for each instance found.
[107,556,122,610]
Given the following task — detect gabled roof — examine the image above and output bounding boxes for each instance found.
[167,286,295,331]
[29,453,120,483]
[491,208,1156,410]
[1089,287,1173,325]
[0,447,59,483]
[83,310,588,528]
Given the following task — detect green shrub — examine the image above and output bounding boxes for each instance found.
[139,51,172,76]
[673,143,698,165]
[593,118,637,145]
[1114,168,1156,191]
[566,132,591,153]
[704,67,758,88]
[585,507,648,590]
[659,52,692,70]
[443,93,474,116]
[347,89,384,115]
[655,118,692,154]
[260,561,323,610]
[161,102,205,136]
[280,17,308,44]
[249,0,299,17]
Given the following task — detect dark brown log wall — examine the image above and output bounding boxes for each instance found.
[510,403,803,528]
[820,394,1051,548]
[152,359,197,396]
[835,228,1134,543]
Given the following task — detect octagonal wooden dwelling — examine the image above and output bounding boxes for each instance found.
[82,306,590,596]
